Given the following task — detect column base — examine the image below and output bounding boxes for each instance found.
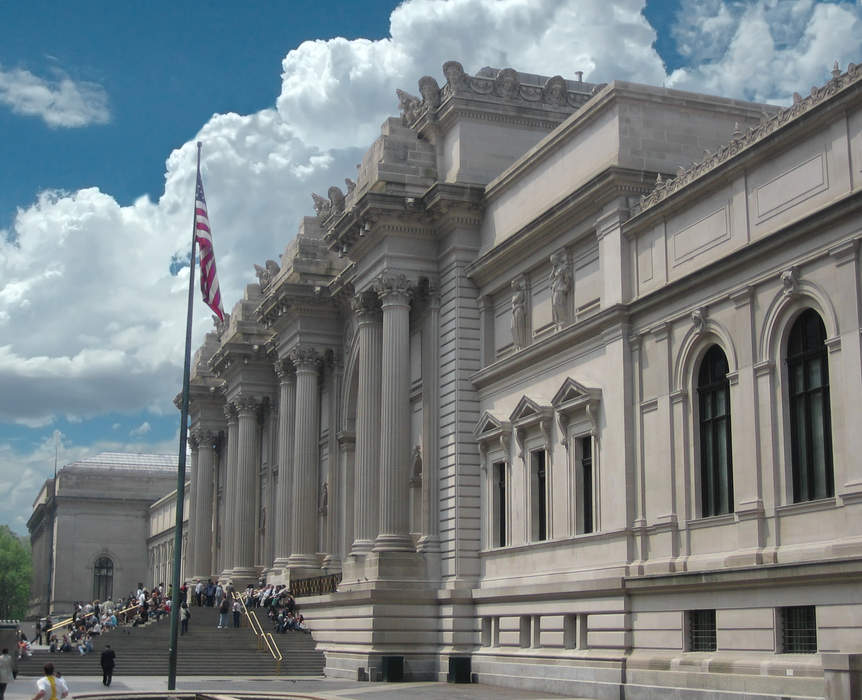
[366,550,424,582]
[373,533,414,552]
[226,567,260,588]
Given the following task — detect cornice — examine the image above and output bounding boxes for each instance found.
[630,61,862,227]
[256,281,339,331]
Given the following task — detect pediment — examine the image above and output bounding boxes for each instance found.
[509,395,552,425]
[473,411,509,440]
[551,377,601,412]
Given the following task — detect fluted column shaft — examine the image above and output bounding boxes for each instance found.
[233,397,260,571]
[187,436,200,577]
[352,293,382,555]
[221,404,238,576]
[338,434,356,561]
[288,348,320,568]
[193,430,216,579]
[274,362,296,566]
[375,275,413,551]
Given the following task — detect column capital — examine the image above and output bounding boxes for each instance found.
[188,433,200,451]
[223,402,238,424]
[234,394,260,417]
[288,345,321,372]
[374,271,413,306]
[274,358,296,383]
[190,427,216,446]
[351,289,381,322]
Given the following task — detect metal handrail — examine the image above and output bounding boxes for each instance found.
[266,632,282,662]
[232,592,281,670]
[46,603,141,634]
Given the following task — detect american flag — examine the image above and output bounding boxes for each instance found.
[194,168,224,321]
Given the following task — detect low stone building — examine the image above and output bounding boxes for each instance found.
[28,453,178,616]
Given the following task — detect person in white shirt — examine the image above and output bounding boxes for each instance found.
[0,648,15,700]
[31,663,68,700]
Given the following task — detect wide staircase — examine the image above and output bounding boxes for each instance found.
[16,605,325,677]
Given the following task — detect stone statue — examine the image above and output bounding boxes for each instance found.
[311,192,331,218]
[442,60,468,92]
[543,75,567,106]
[344,178,356,195]
[511,277,528,349]
[328,185,345,215]
[418,75,441,109]
[319,482,328,514]
[396,88,422,125]
[550,251,571,327]
[495,68,520,99]
[253,259,280,288]
[213,311,230,340]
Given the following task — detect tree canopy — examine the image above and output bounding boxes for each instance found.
[0,525,31,619]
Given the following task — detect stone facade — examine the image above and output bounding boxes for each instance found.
[183,60,861,698]
[28,453,178,616]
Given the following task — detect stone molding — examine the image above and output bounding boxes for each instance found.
[639,61,862,212]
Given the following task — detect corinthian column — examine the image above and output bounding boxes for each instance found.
[187,433,200,577]
[232,395,260,578]
[273,360,296,570]
[351,291,381,556]
[192,429,216,579]
[221,403,238,577]
[375,273,414,552]
[287,346,321,572]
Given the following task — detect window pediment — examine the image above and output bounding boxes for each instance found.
[551,377,601,446]
[474,411,512,460]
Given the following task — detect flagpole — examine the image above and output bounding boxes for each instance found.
[167,141,202,690]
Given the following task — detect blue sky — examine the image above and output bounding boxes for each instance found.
[1,0,860,534]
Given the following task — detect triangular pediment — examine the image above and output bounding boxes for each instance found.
[473,411,507,439]
[551,377,600,409]
[509,395,551,424]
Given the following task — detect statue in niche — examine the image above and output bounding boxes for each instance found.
[396,88,422,125]
[418,75,441,110]
[550,251,571,327]
[319,482,328,514]
[511,277,528,349]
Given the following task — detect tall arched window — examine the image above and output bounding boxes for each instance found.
[787,309,833,502]
[93,556,114,601]
[698,345,733,517]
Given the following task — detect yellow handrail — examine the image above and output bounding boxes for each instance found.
[232,592,280,670]
[266,632,283,662]
[46,603,141,635]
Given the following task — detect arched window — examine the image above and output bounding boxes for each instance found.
[697,345,733,517]
[93,556,114,601]
[787,309,833,502]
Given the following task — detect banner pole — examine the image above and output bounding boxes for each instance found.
[167,141,202,690]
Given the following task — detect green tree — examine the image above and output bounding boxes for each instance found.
[0,525,31,619]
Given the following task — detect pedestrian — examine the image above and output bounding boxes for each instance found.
[0,648,15,700]
[232,598,242,628]
[34,622,43,646]
[99,645,116,686]
[180,602,191,635]
[218,596,229,629]
[31,662,69,700]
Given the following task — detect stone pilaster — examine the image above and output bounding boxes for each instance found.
[337,432,356,563]
[287,346,321,573]
[273,360,296,570]
[351,291,382,557]
[192,428,216,580]
[419,293,442,568]
[221,402,238,578]
[374,272,414,552]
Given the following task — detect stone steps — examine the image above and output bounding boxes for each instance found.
[16,606,323,677]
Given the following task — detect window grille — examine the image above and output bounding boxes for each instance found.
[780,606,817,653]
[688,609,716,651]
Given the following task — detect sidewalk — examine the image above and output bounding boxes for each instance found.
[4,674,582,700]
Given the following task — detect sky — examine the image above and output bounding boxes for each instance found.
[1,0,861,535]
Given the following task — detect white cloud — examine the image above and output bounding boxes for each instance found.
[130,421,152,437]
[667,0,862,102]
[0,65,110,127]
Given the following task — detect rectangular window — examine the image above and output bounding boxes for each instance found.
[494,461,507,547]
[579,436,594,534]
[564,614,589,650]
[688,609,717,651]
[530,449,547,541]
[780,606,817,653]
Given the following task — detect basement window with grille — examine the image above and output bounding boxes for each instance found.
[687,609,717,652]
[780,606,817,653]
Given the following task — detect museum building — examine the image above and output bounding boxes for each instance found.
[31,58,862,698]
